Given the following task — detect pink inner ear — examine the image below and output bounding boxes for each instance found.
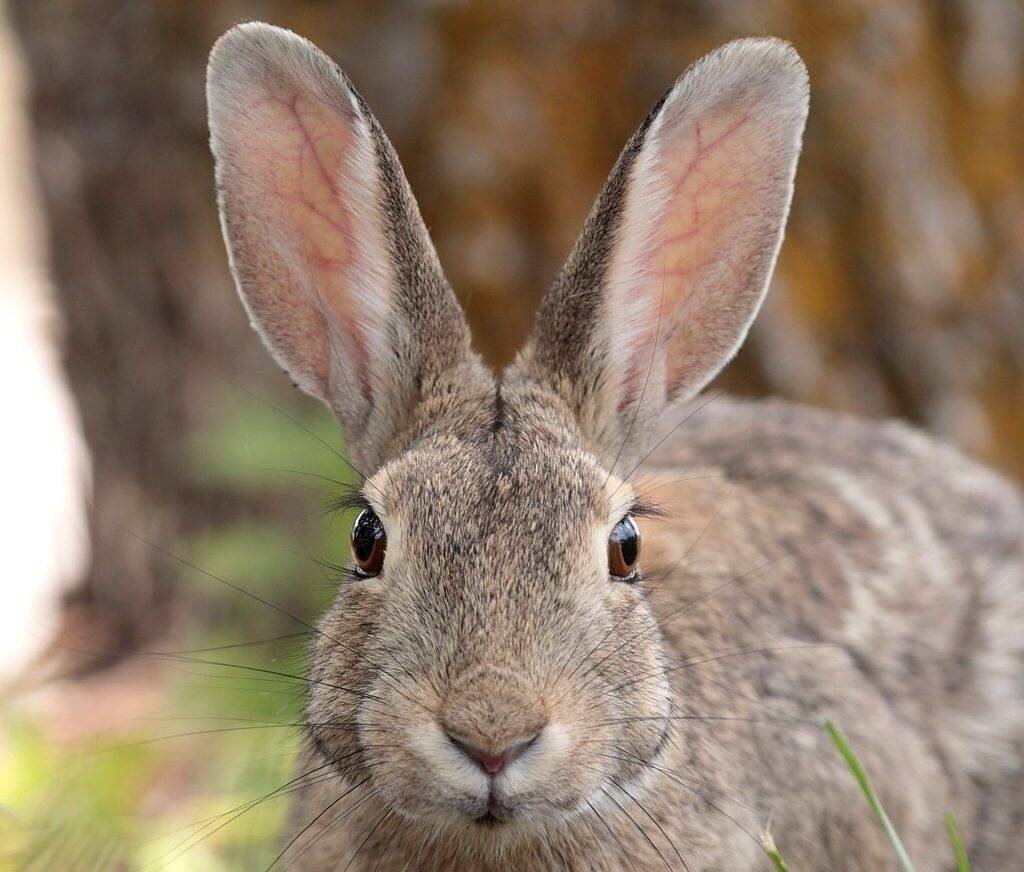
[617,102,769,408]
[652,112,753,291]
[237,90,375,403]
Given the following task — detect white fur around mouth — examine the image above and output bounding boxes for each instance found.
[408,720,571,804]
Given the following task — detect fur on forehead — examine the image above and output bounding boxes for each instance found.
[365,381,637,530]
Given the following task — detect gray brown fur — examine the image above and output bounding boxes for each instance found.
[207,23,1024,870]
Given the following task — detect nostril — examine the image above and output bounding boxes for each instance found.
[476,750,512,776]
[446,731,541,777]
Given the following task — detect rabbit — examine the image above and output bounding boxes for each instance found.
[206,22,1024,871]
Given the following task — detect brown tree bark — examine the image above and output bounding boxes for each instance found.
[8,1,278,664]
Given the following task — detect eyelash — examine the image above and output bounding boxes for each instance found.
[327,489,374,517]
[629,499,667,520]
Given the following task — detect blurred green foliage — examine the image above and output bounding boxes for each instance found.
[1,389,356,869]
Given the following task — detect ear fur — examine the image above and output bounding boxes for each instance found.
[207,23,482,466]
[510,38,809,467]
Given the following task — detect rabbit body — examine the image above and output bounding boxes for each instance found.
[207,23,1024,871]
[281,395,1024,871]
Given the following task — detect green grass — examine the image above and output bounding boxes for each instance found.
[945,811,971,872]
[761,720,974,871]
[760,829,790,872]
[761,720,974,872]
[825,719,916,871]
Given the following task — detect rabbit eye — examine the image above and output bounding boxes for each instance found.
[608,515,641,580]
[351,509,386,577]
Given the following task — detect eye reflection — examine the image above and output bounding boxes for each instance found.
[608,515,641,580]
[351,509,386,576]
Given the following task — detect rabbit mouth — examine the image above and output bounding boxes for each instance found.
[474,797,513,826]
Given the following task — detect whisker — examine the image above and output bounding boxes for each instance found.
[556,475,753,705]
[237,463,356,489]
[617,752,761,848]
[150,632,310,656]
[585,798,641,872]
[229,377,378,497]
[574,532,833,707]
[267,776,370,872]
[611,386,734,499]
[81,722,313,755]
[147,763,344,869]
[118,532,433,720]
[148,652,375,699]
[607,642,838,697]
[339,808,392,872]
[369,813,404,872]
[601,750,761,817]
[607,773,691,871]
[598,784,673,871]
[593,712,832,733]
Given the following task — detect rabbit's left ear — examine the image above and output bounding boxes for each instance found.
[208,23,478,466]
[512,38,809,466]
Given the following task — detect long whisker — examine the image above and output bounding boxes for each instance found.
[556,464,754,705]
[607,642,838,697]
[593,712,834,733]
[582,532,833,704]
[611,362,781,499]
[154,761,335,838]
[151,632,310,656]
[612,776,692,872]
[598,784,673,871]
[238,464,356,489]
[339,808,393,872]
[610,386,733,499]
[268,776,371,872]
[123,528,433,719]
[613,751,762,847]
[600,751,761,817]
[147,763,344,869]
[228,377,378,496]
[369,813,404,872]
[585,798,641,872]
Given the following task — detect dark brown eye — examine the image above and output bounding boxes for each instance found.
[609,515,641,580]
[351,509,386,577]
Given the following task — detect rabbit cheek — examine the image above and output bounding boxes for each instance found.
[596,599,674,782]
[303,587,390,773]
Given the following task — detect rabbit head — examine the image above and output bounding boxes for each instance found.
[208,22,807,851]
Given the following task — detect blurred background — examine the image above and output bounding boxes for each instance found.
[0,0,1021,868]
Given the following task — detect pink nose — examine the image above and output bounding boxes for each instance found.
[476,750,513,776]
[446,732,540,777]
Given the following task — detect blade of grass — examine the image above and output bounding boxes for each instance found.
[945,811,970,872]
[760,830,790,872]
[825,719,915,872]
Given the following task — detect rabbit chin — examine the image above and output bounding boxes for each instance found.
[364,720,605,840]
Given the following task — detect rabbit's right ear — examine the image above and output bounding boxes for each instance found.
[512,39,808,468]
[207,24,478,466]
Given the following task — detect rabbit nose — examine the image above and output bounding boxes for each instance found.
[445,731,541,776]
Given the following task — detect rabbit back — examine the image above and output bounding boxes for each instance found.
[639,395,1024,868]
